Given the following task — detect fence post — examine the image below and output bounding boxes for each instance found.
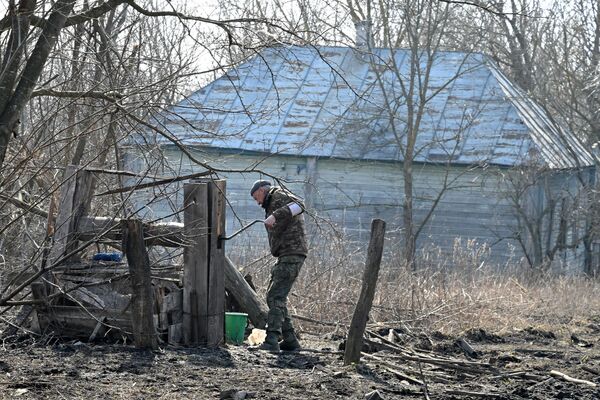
[344,218,386,365]
[122,218,158,350]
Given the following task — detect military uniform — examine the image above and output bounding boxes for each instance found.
[262,186,308,338]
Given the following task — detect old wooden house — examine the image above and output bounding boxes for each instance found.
[122,44,596,272]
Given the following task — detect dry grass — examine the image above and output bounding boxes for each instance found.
[236,234,600,338]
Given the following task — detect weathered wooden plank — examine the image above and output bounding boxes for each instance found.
[207,179,226,347]
[122,219,158,350]
[37,305,133,338]
[49,166,94,266]
[59,281,106,308]
[183,182,209,346]
[344,219,386,365]
[77,217,185,247]
[48,166,79,266]
[88,316,108,342]
[169,322,183,344]
[128,148,530,267]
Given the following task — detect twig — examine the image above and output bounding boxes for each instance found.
[490,371,544,381]
[95,170,212,196]
[549,370,597,387]
[361,352,424,386]
[526,377,553,392]
[581,365,600,376]
[296,348,343,355]
[443,389,504,398]
[366,330,497,371]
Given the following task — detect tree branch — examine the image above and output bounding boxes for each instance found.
[30,89,124,100]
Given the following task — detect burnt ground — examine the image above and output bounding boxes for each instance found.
[2,321,600,399]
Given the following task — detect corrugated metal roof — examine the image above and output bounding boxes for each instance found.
[143,45,593,168]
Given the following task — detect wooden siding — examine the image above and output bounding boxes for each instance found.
[122,147,534,267]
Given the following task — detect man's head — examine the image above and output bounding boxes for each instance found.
[250,179,271,206]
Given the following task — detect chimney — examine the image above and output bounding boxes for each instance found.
[354,20,373,51]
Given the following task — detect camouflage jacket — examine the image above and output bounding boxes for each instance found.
[262,187,308,257]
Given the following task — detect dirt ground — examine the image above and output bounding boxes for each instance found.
[2,320,600,400]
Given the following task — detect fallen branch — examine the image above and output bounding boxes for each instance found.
[549,370,597,387]
[361,352,424,386]
[443,389,504,398]
[366,330,498,373]
[581,365,600,376]
[490,371,544,381]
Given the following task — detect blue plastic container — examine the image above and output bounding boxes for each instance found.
[92,252,123,262]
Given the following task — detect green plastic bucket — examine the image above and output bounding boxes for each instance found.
[225,312,248,344]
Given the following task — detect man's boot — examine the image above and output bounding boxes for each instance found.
[279,330,301,351]
[258,331,280,352]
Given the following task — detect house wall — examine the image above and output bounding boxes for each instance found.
[121,146,559,268]
[529,168,595,273]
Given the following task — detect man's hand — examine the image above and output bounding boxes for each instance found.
[264,215,276,229]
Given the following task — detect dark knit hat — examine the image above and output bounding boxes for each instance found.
[250,179,271,196]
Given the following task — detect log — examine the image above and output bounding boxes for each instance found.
[224,257,268,329]
[122,219,158,350]
[344,219,386,365]
[78,216,185,247]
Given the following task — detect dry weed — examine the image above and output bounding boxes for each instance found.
[236,234,600,337]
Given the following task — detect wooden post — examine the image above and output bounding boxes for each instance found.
[122,219,157,350]
[207,180,226,347]
[48,165,94,266]
[344,219,386,365]
[183,182,209,346]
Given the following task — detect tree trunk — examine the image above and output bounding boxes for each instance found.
[403,159,416,270]
[0,0,77,170]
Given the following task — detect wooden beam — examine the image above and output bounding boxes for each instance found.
[224,257,268,329]
[77,216,185,247]
[206,179,226,347]
[344,219,386,365]
[182,182,209,346]
[122,219,158,350]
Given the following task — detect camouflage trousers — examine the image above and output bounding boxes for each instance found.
[266,255,305,335]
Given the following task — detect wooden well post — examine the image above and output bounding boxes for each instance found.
[182,179,226,347]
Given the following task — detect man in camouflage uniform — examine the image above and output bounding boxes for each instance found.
[250,179,308,352]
